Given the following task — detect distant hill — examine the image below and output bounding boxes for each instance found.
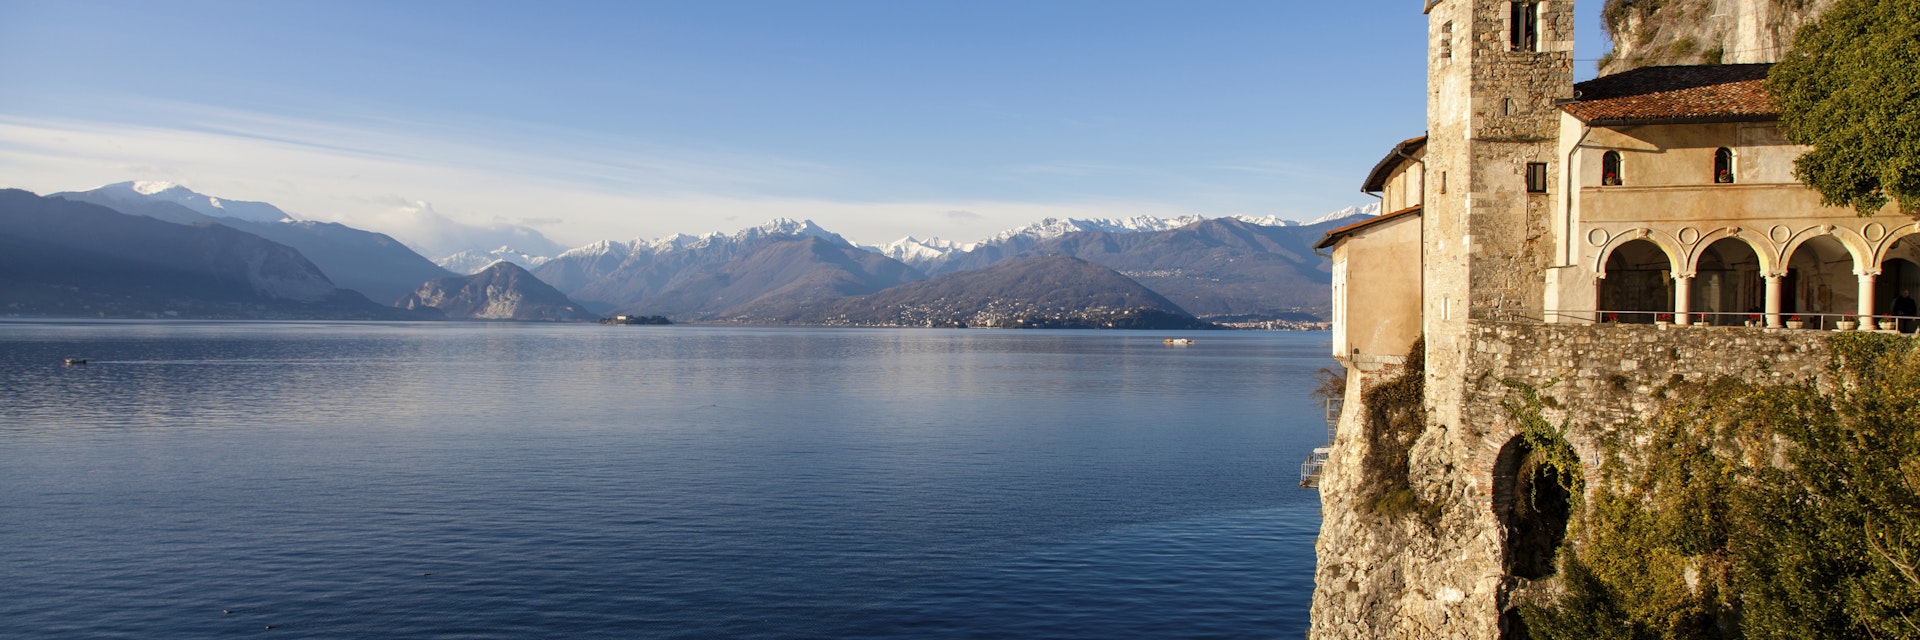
[0,189,410,319]
[764,255,1214,329]
[925,215,1367,320]
[398,261,593,321]
[53,183,455,304]
[534,218,925,315]
[625,235,925,321]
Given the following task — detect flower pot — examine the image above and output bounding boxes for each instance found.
[1880,320,1898,331]
[1837,321,1858,331]
[1785,321,1806,330]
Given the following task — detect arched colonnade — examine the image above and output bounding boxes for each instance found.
[1590,221,1920,329]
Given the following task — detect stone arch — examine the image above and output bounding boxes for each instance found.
[1783,233,1859,318]
[1597,237,1675,323]
[1877,229,1920,331]
[1493,435,1573,581]
[1780,226,1872,277]
[1593,229,1685,278]
[1689,237,1765,325]
[1873,221,1920,265]
[1687,227,1779,276]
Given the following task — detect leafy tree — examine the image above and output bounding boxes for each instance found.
[1767,0,1920,215]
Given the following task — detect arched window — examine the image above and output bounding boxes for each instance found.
[1601,151,1623,186]
[1715,147,1736,184]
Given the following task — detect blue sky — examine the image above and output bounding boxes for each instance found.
[0,1,1617,251]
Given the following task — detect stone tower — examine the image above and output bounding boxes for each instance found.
[1421,0,1573,431]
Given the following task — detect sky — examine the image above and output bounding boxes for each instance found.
[0,1,1618,253]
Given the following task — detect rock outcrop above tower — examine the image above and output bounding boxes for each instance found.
[1599,0,1833,75]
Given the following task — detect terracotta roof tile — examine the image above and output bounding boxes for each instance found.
[1562,64,1776,124]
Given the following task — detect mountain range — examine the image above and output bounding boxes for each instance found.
[0,189,413,319]
[53,182,455,304]
[4,180,1376,326]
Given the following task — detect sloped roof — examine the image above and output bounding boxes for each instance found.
[1314,205,1421,251]
[1361,136,1428,193]
[1561,63,1777,125]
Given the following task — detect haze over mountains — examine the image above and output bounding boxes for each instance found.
[2,180,1376,325]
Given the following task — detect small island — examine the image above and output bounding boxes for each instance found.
[600,314,672,325]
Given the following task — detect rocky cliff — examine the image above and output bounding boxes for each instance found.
[398,261,594,321]
[1599,0,1833,75]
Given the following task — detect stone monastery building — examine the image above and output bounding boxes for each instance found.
[1308,1,1900,638]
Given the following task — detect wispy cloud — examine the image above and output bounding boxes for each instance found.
[0,109,1209,248]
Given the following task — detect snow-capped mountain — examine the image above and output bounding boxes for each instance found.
[95,181,294,224]
[532,218,870,310]
[52,181,455,303]
[435,247,555,275]
[982,215,1210,244]
[1303,203,1381,225]
[868,236,973,265]
[864,206,1377,271]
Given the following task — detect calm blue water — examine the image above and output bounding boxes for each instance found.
[0,322,1328,639]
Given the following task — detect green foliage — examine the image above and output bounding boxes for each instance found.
[1522,333,1920,639]
[1501,380,1587,497]
[1768,0,1920,215]
[1357,339,1439,523]
[1735,332,1920,639]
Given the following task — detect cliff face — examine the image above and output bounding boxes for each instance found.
[1310,324,1836,639]
[1599,0,1833,75]
[399,261,594,321]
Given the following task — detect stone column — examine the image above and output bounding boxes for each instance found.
[1858,270,1879,329]
[1674,275,1693,326]
[1766,274,1784,328]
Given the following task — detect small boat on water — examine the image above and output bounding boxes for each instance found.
[63,358,87,365]
[1164,338,1195,346]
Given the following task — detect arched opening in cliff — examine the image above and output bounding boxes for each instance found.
[1785,234,1855,321]
[1493,436,1572,580]
[1598,238,1673,323]
[1690,238,1762,325]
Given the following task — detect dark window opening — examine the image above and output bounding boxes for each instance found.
[1526,162,1549,193]
[1602,151,1623,186]
[1715,147,1736,183]
[1510,1,1540,52]
[1440,21,1453,59]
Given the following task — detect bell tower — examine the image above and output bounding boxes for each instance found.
[1420,0,1574,430]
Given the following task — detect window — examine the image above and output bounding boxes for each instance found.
[1602,151,1623,186]
[1440,21,1454,59]
[1526,162,1549,193]
[1715,147,1736,183]
[1510,1,1540,52]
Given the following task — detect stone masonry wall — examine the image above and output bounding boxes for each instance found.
[1311,320,1833,639]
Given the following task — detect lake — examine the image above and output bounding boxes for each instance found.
[0,321,1330,639]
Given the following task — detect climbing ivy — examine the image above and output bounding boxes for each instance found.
[1357,339,1440,524]
[1500,380,1588,497]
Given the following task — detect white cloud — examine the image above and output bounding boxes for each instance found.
[0,109,1243,249]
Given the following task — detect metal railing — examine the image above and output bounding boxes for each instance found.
[1300,396,1341,489]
